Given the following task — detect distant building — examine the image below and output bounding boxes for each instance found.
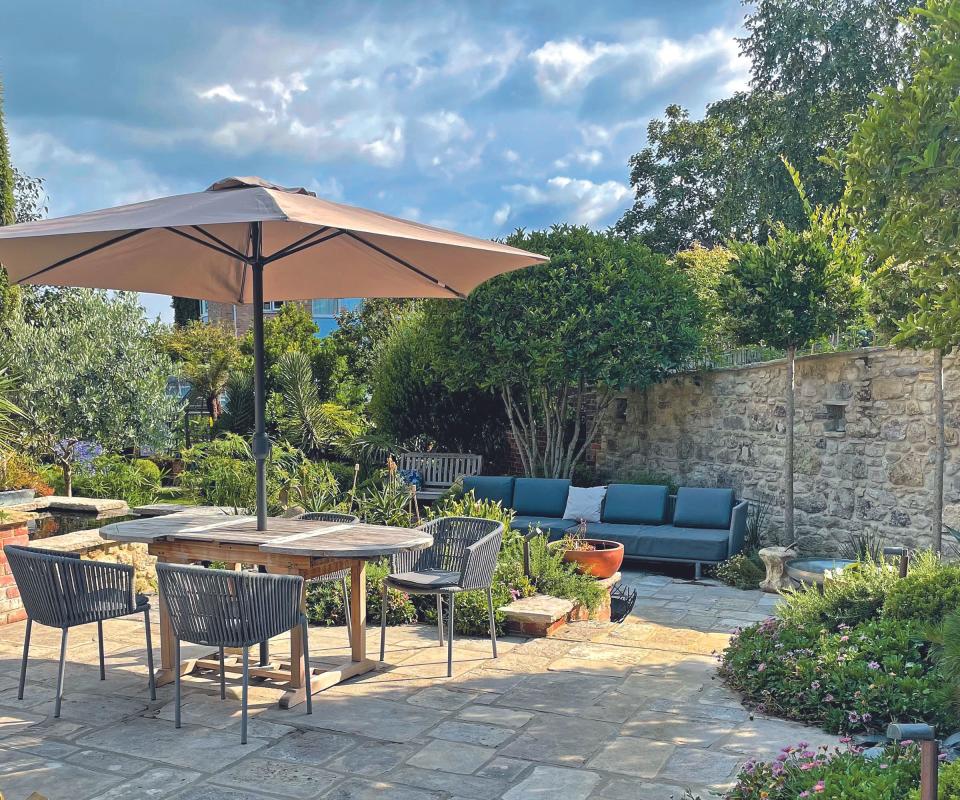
[199,298,361,337]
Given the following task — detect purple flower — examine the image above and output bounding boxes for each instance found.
[868,661,881,670]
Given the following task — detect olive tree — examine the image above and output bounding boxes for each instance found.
[425,226,704,478]
[843,0,960,553]
[4,290,182,494]
[720,162,864,543]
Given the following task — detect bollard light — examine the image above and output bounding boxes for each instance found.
[887,723,937,800]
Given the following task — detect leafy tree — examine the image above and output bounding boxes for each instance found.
[4,290,181,495]
[673,244,735,356]
[160,320,240,420]
[425,226,704,478]
[617,0,915,252]
[240,302,337,396]
[328,298,415,394]
[172,297,201,326]
[843,0,960,552]
[368,308,507,465]
[719,162,864,543]
[0,79,13,229]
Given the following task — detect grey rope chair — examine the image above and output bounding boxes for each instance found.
[295,512,359,644]
[3,544,156,718]
[156,563,312,744]
[380,516,503,677]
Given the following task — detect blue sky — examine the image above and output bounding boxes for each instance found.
[1,0,749,322]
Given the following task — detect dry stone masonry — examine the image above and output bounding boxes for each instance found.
[595,347,959,556]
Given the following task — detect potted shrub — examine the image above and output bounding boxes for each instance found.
[557,520,624,580]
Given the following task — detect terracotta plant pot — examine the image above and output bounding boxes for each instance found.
[561,539,624,579]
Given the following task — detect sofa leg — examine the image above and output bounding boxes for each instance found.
[694,562,702,581]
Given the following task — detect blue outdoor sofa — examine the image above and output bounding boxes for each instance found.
[463,476,748,579]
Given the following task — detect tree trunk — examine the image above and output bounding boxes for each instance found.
[62,461,72,497]
[934,347,945,555]
[784,346,796,545]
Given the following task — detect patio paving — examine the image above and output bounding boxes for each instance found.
[0,569,834,800]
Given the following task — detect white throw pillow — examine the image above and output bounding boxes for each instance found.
[562,485,607,523]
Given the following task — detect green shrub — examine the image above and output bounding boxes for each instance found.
[72,454,162,507]
[356,477,414,527]
[427,490,514,529]
[305,559,417,627]
[907,757,960,799]
[134,458,162,484]
[709,741,922,800]
[527,534,605,612]
[716,553,765,590]
[719,615,956,735]
[882,550,960,624]
[777,560,900,631]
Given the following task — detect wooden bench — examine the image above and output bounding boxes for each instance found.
[398,452,483,501]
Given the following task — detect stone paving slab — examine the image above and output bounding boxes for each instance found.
[0,569,833,800]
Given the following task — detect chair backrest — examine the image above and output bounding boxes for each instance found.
[156,563,304,648]
[414,516,503,579]
[296,512,360,524]
[3,544,135,628]
[398,453,483,490]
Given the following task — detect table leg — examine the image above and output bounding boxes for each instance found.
[288,573,307,690]
[350,560,367,662]
[155,570,197,686]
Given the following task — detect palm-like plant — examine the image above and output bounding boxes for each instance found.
[0,354,24,453]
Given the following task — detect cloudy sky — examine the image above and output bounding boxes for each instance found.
[0,0,749,321]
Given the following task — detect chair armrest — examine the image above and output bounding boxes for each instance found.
[728,501,748,557]
[458,525,504,590]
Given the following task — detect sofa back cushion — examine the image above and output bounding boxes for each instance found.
[602,484,668,524]
[513,478,571,518]
[463,476,515,508]
[672,487,735,529]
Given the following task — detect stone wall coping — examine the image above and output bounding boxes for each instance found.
[11,496,129,514]
[0,510,33,529]
[27,529,116,554]
[671,344,895,381]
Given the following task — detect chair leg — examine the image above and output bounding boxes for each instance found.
[174,638,181,729]
[218,647,226,700]
[342,577,353,643]
[486,587,498,659]
[301,618,313,716]
[259,638,269,667]
[143,608,156,701]
[694,562,702,581]
[436,595,444,646]
[97,620,106,681]
[17,617,31,700]
[241,647,249,745]
[379,581,388,661]
[54,627,69,719]
[447,593,455,678]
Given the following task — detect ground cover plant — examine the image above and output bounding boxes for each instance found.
[719,553,960,736]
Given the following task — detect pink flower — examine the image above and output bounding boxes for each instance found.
[758,663,767,672]
[814,780,825,793]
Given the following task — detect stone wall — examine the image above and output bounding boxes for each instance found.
[594,347,960,555]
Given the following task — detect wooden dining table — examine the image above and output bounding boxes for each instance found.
[101,511,432,709]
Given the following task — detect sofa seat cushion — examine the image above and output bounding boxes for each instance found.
[513,478,571,518]
[672,487,735,529]
[581,522,650,555]
[633,525,730,563]
[463,476,515,508]
[602,484,668,524]
[510,515,577,538]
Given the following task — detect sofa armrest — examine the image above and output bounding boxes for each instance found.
[728,501,748,557]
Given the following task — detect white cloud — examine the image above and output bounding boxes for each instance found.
[554,149,603,169]
[507,175,631,226]
[503,149,520,163]
[529,26,749,103]
[492,203,511,226]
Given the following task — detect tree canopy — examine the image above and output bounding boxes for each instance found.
[616,0,916,252]
[425,226,704,477]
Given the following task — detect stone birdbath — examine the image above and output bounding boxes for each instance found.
[758,546,798,592]
[785,557,856,586]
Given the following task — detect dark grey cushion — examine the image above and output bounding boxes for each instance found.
[513,478,571,518]
[581,522,649,556]
[463,476,515,508]
[389,570,461,590]
[510,515,577,538]
[633,526,730,563]
[602,484,668,524]
[672,487,735,529]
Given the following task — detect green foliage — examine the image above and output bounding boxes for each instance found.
[618,0,915,252]
[271,448,341,512]
[270,350,364,458]
[368,308,507,465]
[527,534,605,612]
[720,615,956,735]
[356,475,414,527]
[0,354,24,453]
[0,79,14,228]
[160,321,240,419]
[908,758,960,800]
[716,553,765,590]
[306,559,417,628]
[720,163,865,351]
[71,454,163,507]
[744,497,773,552]
[427,490,515,530]
[180,434,256,512]
[673,244,735,355]
[426,226,703,478]
[218,370,255,436]
[719,742,922,800]
[882,551,960,624]
[171,298,201,326]
[843,0,960,353]
[328,298,415,395]
[4,289,181,495]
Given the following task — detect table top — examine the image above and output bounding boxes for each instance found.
[102,511,433,559]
